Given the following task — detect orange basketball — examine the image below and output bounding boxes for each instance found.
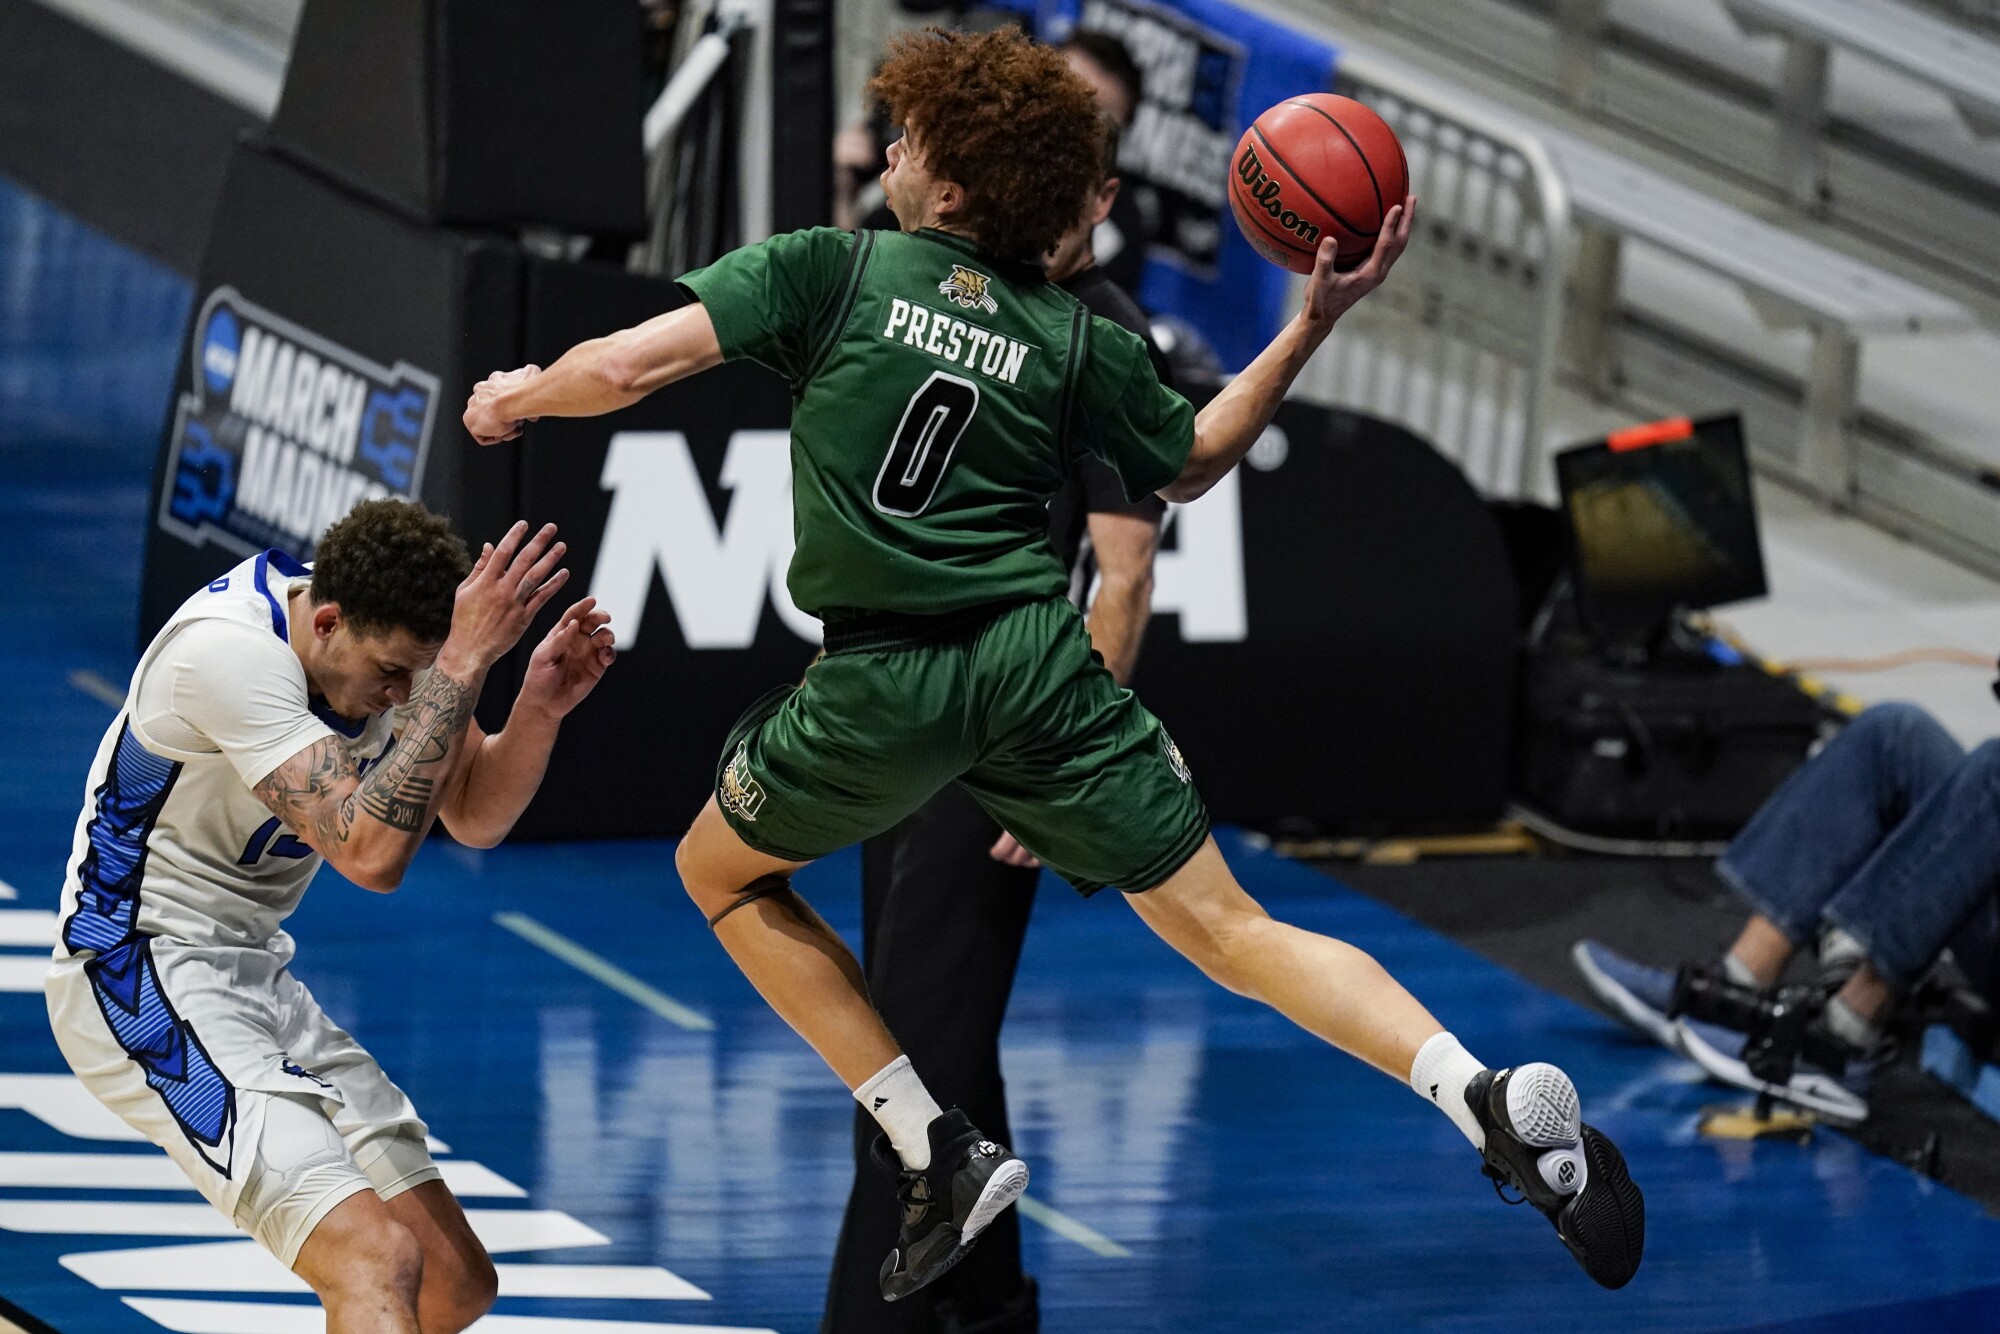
[1229,93,1408,274]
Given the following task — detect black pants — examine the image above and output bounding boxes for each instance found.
[821,784,1041,1334]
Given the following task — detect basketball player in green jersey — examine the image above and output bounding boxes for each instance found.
[464,26,1644,1302]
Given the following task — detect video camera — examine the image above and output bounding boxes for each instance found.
[1667,963,1849,1086]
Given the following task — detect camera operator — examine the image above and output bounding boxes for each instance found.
[1573,697,2000,1123]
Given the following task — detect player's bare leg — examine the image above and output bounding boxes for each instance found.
[1127,838,1444,1076]
[675,796,897,1086]
[675,797,1029,1298]
[292,1192,424,1334]
[385,1180,498,1334]
[1129,837,1645,1288]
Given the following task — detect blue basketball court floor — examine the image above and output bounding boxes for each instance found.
[5,180,2000,1333]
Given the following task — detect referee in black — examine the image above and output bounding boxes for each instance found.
[821,111,1172,1334]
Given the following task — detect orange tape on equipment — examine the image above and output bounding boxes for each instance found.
[1606,417,1695,452]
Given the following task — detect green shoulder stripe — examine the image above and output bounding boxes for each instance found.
[799,228,878,390]
[1054,300,1091,468]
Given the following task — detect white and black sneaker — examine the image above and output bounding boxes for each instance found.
[1673,1016,1874,1123]
[1469,1063,1645,1290]
[875,1108,1030,1302]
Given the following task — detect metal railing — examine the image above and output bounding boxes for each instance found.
[637,0,775,275]
[1289,52,1573,499]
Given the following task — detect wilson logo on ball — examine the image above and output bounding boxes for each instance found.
[1229,94,1409,275]
[1235,144,1323,247]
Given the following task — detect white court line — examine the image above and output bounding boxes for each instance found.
[0,910,58,945]
[493,912,714,1032]
[65,1241,707,1300]
[0,1153,519,1197]
[1015,1195,1132,1258]
[125,1299,777,1334]
[0,876,17,899]
[0,1203,605,1251]
[67,669,125,708]
[0,956,48,993]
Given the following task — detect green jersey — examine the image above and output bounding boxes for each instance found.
[679,227,1194,621]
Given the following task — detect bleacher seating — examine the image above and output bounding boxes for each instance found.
[1719,0,2000,206]
[1538,124,1976,500]
[1268,0,2000,576]
[1325,37,1979,510]
[1333,0,2000,295]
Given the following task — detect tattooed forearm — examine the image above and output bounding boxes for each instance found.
[253,739,361,849]
[351,668,477,834]
[359,775,434,832]
[251,667,479,860]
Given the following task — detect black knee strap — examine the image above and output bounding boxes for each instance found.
[707,874,798,929]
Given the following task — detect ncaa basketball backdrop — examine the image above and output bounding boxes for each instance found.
[158,286,440,561]
[997,0,1335,367]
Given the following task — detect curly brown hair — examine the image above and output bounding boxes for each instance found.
[310,499,470,643]
[868,26,1105,263]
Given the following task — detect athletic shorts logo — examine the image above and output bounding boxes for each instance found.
[938,265,998,314]
[1162,734,1192,784]
[720,742,768,821]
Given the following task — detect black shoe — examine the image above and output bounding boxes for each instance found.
[875,1109,1030,1302]
[1468,1063,1645,1290]
[938,1276,1040,1334]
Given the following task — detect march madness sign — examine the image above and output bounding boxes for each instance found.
[158,286,442,559]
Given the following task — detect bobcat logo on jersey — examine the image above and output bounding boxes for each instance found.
[938,265,998,314]
[720,742,768,821]
[1162,733,1192,784]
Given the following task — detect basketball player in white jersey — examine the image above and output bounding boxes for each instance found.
[47,500,613,1333]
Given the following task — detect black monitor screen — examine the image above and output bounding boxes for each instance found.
[1554,414,1767,644]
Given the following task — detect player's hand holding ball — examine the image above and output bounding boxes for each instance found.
[1299,196,1413,336]
[1228,94,1415,338]
[463,365,542,446]
[438,520,570,676]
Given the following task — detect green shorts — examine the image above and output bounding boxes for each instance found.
[713,597,1210,895]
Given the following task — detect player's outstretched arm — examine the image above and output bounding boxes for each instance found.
[433,596,617,848]
[461,304,727,446]
[1162,196,1414,503]
[250,522,568,891]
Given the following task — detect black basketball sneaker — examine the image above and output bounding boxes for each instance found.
[875,1108,1030,1302]
[1468,1063,1645,1289]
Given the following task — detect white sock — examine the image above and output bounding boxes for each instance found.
[1819,928,1867,973]
[854,1056,944,1170]
[1823,995,1882,1053]
[1722,952,1760,987]
[1410,1032,1488,1151]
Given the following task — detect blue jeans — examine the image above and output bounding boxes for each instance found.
[1717,702,2000,991]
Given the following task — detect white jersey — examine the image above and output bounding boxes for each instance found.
[47,549,424,1193]
[56,549,400,963]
